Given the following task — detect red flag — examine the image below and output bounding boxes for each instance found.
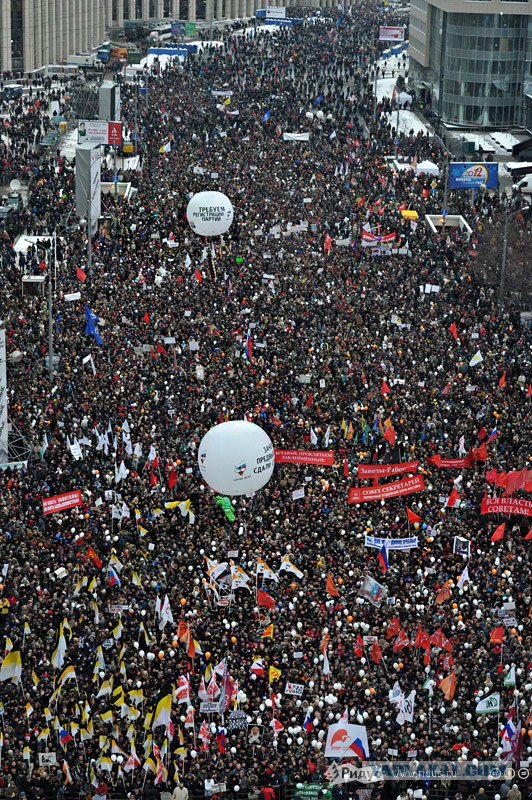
[414,625,430,650]
[86,546,102,570]
[477,427,488,441]
[489,626,504,645]
[422,188,430,199]
[354,634,364,658]
[195,269,203,283]
[323,232,332,254]
[257,589,276,610]
[485,468,497,484]
[343,457,350,478]
[326,572,340,597]
[448,322,457,340]
[76,266,87,282]
[406,507,421,524]
[392,629,410,652]
[305,393,313,407]
[370,639,383,664]
[383,427,396,446]
[472,443,488,462]
[524,527,532,541]
[167,468,177,489]
[149,471,158,486]
[442,382,451,396]
[498,371,507,389]
[381,380,391,395]
[156,343,168,356]
[446,488,460,508]
[386,616,401,640]
[490,523,505,542]
[527,384,532,399]
[427,454,443,467]
[142,312,151,324]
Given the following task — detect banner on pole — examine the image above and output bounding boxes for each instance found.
[348,475,425,504]
[480,496,532,517]
[275,449,335,466]
[358,461,419,479]
[365,535,418,550]
[42,490,83,515]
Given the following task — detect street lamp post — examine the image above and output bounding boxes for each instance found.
[499,205,529,301]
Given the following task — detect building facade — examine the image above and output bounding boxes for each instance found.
[107,0,330,28]
[1,0,338,76]
[0,0,106,74]
[409,0,532,129]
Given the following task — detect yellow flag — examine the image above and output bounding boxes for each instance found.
[268,665,281,683]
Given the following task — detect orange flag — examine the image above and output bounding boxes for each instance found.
[439,671,456,700]
[178,620,190,642]
[320,631,330,655]
[326,572,340,597]
[435,583,451,605]
[489,626,504,645]
[261,624,274,639]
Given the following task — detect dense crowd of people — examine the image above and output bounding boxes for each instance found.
[0,5,531,800]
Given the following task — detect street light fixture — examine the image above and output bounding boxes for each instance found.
[500,204,530,301]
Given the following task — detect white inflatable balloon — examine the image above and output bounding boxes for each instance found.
[186,191,234,237]
[198,421,275,496]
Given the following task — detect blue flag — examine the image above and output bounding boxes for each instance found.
[261,110,271,123]
[84,305,103,345]
[313,95,323,107]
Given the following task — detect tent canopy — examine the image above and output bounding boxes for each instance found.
[416,160,440,176]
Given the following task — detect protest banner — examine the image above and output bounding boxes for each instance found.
[42,490,83,515]
[357,461,419,479]
[275,449,335,466]
[284,682,304,696]
[348,475,425,504]
[427,455,473,469]
[365,535,418,550]
[480,496,532,518]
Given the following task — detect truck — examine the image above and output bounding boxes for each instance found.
[512,175,532,196]
[66,53,98,68]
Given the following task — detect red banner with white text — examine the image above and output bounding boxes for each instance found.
[274,450,335,466]
[358,461,419,479]
[42,490,83,515]
[427,454,473,469]
[348,475,425,504]
[480,496,532,518]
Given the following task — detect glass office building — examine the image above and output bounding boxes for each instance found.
[409,0,532,129]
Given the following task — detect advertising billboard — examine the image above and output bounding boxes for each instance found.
[379,26,405,42]
[449,162,499,190]
[77,120,122,146]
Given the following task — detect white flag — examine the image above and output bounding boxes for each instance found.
[469,350,483,367]
[503,666,516,688]
[476,692,500,715]
[458,435,466,456]
[323,425,331,448]
[396,690,416,725]
[457,566,470,588]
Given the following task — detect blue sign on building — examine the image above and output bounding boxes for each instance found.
[449,162,499,190]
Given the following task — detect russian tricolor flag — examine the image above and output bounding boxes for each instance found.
[246,330,253,359]
[377,541,389,572]
[303,710,313,733]
[487,426,498,443]
[108,567,121,587]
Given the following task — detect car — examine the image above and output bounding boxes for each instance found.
[4,192,23,211]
